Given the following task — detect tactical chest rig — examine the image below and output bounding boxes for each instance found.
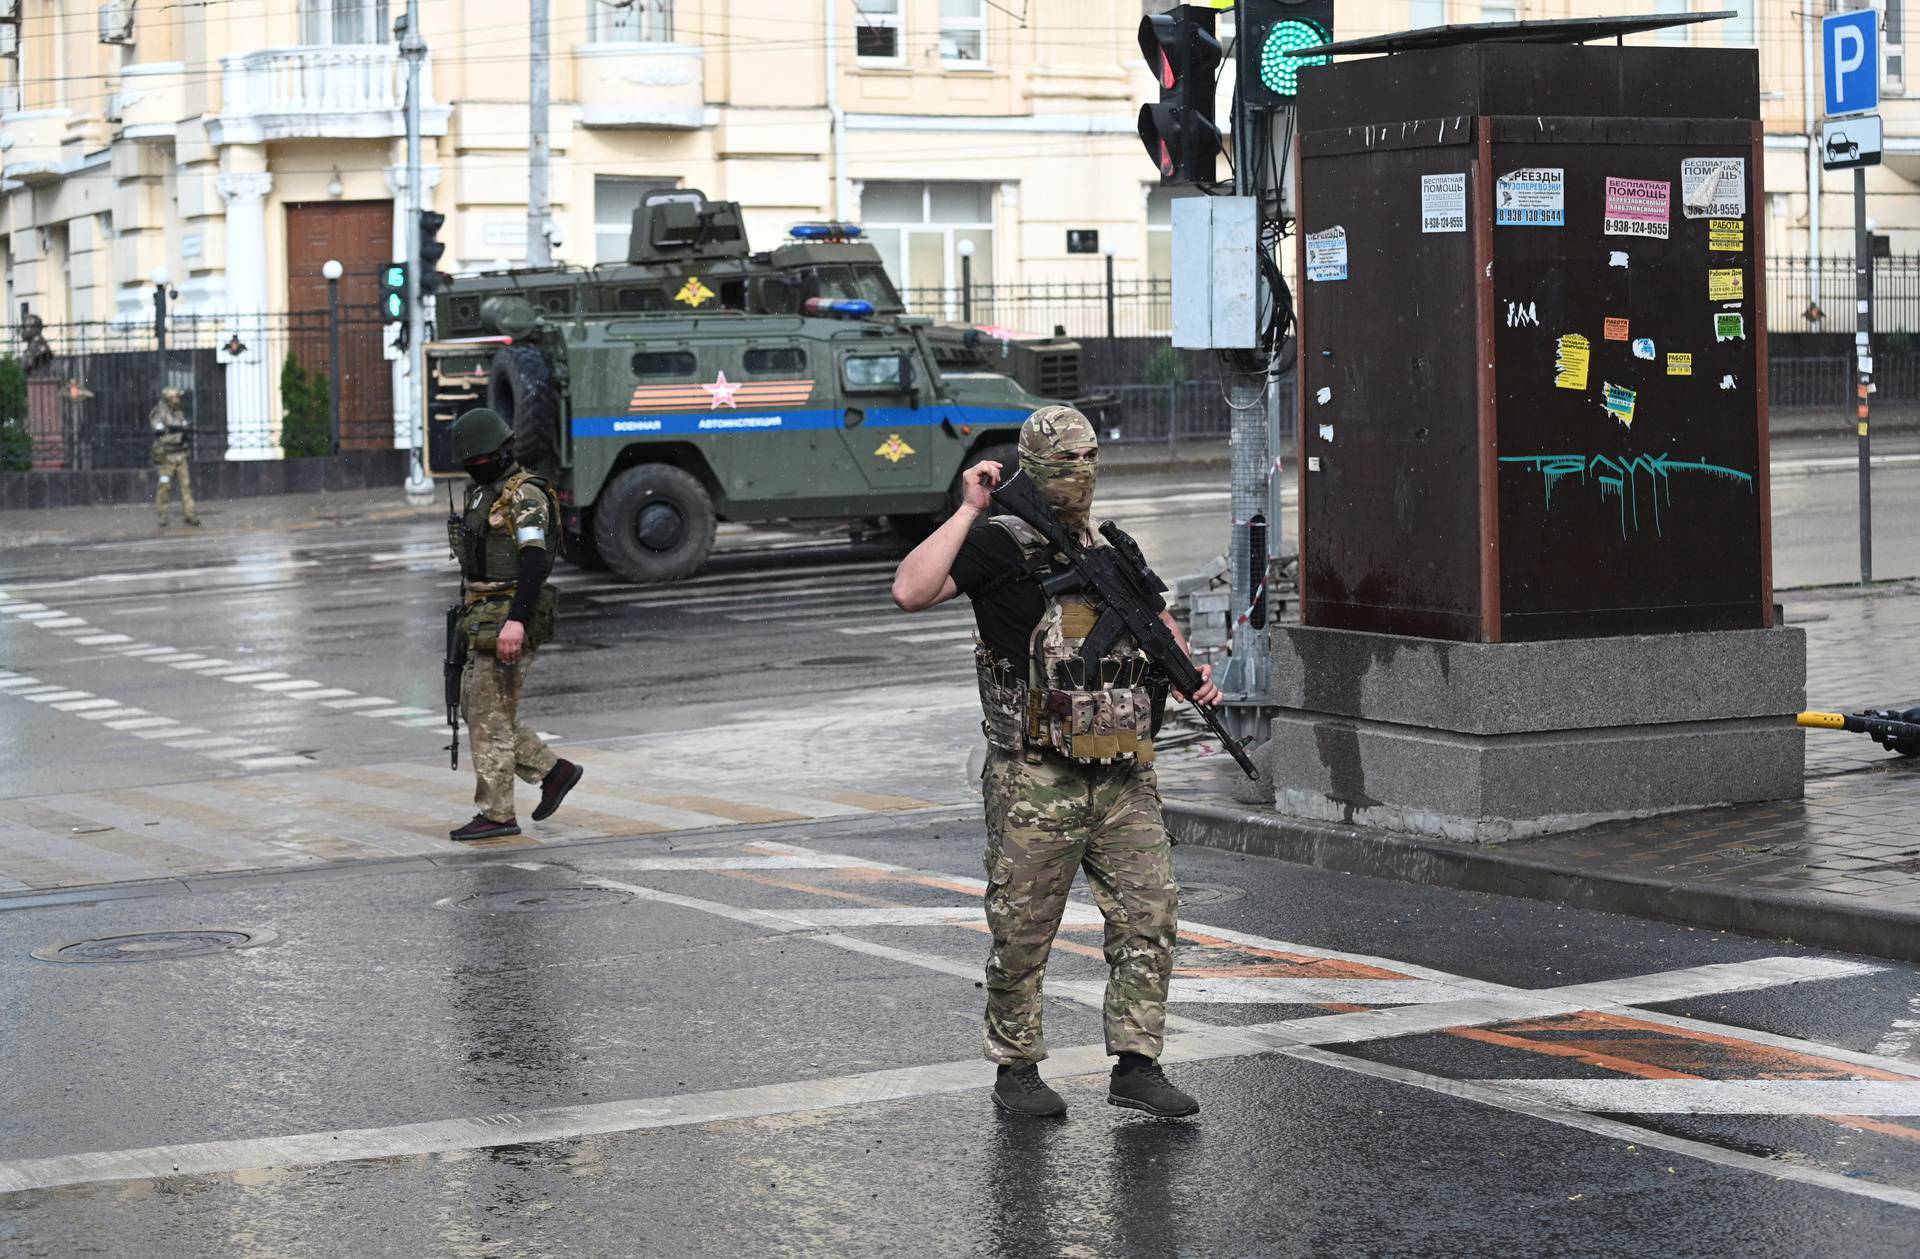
[449,469,562,651]
[975,516,1159,767]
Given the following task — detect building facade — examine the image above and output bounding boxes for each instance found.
[0,1,1913,455]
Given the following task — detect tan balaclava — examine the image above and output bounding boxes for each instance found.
[1018,405,1098,531]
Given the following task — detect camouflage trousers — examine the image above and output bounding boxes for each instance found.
[463,648,559,822]
[153,453,196,523]
[980,748,1178,1064]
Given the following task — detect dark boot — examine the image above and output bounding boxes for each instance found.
[450,814,521,842]
[993,1062,1067,1118]
[185,517,201,527]
[1108,1056,1200,1117]
[532,759,584,822]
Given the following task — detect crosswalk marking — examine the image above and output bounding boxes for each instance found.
[324,696,396,709]
[51,698,122,713]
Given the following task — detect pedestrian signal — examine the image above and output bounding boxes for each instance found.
[1238,0,1334,107]
[380,262,408,321]
[1136,5,1221,186]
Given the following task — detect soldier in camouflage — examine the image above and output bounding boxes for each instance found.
[892,405,1221,1119]
[446,408,584,842]
[149,387,199,528]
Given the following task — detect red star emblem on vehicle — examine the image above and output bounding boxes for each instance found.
[703,370,740,409]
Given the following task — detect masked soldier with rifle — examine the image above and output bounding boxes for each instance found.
[150,387,199,529]
[444,407,584,842]
[892,405,1247,1121]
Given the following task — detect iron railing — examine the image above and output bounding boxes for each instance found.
[901,278,1174,340]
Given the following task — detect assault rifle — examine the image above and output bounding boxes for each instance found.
[1798,708,1920,757]
[445,482,467,769]
[990,470,1260,779]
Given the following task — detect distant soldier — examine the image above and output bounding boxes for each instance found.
[891,405,1220,1119]
[447,407,583,842]
[149,387,199,528]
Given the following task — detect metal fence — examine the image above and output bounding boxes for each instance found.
[1768,256,1920,335]
[901,278,1174,341]
[4,310,395,471]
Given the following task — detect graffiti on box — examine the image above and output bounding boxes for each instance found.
[1501,453,1755,539]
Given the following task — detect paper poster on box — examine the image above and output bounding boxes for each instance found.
[1681,158,1746,219]
[1708,269,1744,301]
[1555,334,1591,390]
[1603,177,1671,239]
[1421,173,1468,233]
[1496,169,1565,226]
[1306,227,1348,282]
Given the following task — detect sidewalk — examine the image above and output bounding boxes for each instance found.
[1164,581,1920,964]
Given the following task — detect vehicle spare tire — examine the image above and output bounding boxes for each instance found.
[488,344,561,476]
[593,463,718,583]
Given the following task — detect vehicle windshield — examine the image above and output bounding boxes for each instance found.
[853,265,904,312]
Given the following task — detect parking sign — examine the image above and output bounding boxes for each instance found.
[1824,8,1880,119]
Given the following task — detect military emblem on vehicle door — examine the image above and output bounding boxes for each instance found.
[674,276,715,307]
[873,434,916,463]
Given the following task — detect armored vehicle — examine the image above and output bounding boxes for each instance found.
[425,295,1054,583]
[435,189,1109,424]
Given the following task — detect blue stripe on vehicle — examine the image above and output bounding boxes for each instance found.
[570,405,1033,440]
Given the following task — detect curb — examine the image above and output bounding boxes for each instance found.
[1163,798,1920,965]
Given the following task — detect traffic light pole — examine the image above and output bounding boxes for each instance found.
[527,0,553,269]
[1855,164,1873,584]
[400,0,429,500]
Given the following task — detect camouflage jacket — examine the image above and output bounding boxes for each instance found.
[148,403,190,459]
[458,468,557,595]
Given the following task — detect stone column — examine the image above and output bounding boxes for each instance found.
[217,170,276,460]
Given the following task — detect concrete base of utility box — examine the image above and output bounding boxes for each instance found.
[1259,624,1807,843]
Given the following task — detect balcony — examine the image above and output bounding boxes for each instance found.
[0,108,73,184]
[211,45,450,146]
[110,62,188,141]
[573,43,711,129]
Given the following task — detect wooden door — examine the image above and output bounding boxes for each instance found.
[286,201,394,450]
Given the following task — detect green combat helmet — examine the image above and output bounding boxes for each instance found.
[451,408,513,464]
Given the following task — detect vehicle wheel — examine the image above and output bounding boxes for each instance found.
[564,528,608,570]
[488,344,560,476]
[593,464,717,583]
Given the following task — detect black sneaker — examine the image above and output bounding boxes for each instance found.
[450,814,522,842]
[185,517,202,527]
[532,759,584,822]
[1108,1060,1200,1117]
[993,1062,1068,1118]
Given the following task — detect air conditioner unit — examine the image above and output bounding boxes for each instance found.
[98,1,134,45]
[1889,47,1908,96]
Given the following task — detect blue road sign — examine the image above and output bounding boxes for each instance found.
[1824,8,1880,119]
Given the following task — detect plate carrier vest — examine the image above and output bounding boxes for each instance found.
[974,515,1155,766]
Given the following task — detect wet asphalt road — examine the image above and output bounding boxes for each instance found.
[1,447,1919,1256]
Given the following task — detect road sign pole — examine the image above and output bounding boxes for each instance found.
[1855,164,1873,585]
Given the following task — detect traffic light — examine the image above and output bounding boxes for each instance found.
[1237,0,1334,107]
[1137,5,1222,185]
[418,210,448,296]
[379,262,407,321]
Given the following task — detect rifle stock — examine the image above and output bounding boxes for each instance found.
[990,471,1260,779]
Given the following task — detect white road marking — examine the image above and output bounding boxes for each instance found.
[254,680,324,693]
[193,665,263,677]
[222,671,290,684]
[894,629,982,644]
[161,736,256,752]
[119,646,183,658]
[13,610,68,622]
[1876,994,1920,1061]
[171,658,235,671]
[295,688,360,701]
[1476,1079,1920,1115]
[76,708,147,722]
[232,755,319,771]
[50,699,122,713]
[146,653,205,664]
[23,691,93,704]
[0,679,50,692]
[34,618,88,629]
[102,716,177,730]
[359,706,430,718]
[323,697,395,709]
[72,634,133,646]
[836,615,966,635]
[131,725,205,740]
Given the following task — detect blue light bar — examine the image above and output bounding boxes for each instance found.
[789,222,864,240]
[803,298,875,318]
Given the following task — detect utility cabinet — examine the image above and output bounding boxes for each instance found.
[1295,42,1770,642]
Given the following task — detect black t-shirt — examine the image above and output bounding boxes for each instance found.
[949,518,1167,679]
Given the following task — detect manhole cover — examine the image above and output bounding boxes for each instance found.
[1180,882,1246,907]
[437,887,636,914]
[32,927,276,964]
[796,654,895,668]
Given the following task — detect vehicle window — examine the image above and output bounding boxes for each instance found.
[853,265,902,310]
[744,347,806,374]
[616,288,668,312]
[844,354,904,390]
[632,350,697,377]
[806,266,860,300]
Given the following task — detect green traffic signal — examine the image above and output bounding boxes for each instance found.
[384,292,405,320]
[1260,19,1329,98]
[379,261,408,323]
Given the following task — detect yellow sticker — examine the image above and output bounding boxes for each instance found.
[1708,269,1744,301]
[874,434,916,463]
[1554,333,1591,391]
[1667,353,1693,376]
[1708,218,1745,251]
[674,276,715,307]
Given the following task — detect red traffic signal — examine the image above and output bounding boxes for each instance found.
[1137,6,1222,186]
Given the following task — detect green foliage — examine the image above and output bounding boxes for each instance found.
[1142,345,1188,388]
[280,352,333,458]
[0,354,31,472]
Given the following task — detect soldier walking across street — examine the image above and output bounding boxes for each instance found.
[149,387,199,528]
[891,405,1222,1119]
[446,407,584,842]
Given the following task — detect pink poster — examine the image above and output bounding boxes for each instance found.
[1603,177,1671,240]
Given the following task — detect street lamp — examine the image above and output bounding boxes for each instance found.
[322,259,345,456]
[956,238,975,324]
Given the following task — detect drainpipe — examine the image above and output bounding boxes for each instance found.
[825,0,848,219]
[1806,5,1823,314]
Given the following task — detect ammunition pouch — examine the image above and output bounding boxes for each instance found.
[463,587,559,654]
[973,643,1153,766]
